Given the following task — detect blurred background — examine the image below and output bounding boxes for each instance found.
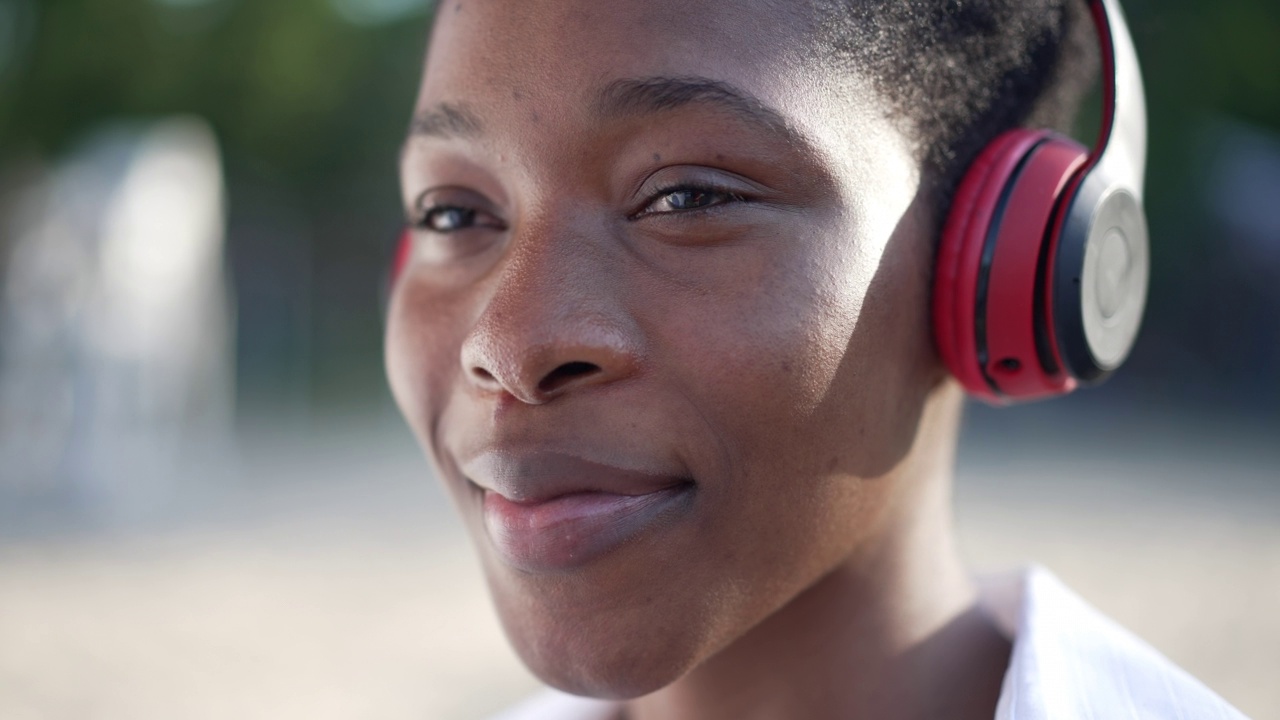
[0,0,1276,717]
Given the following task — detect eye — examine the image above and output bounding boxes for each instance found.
[404,189,507,264]
[642,186,744,215]
[417,205,503,233]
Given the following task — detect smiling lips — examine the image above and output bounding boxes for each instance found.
[463,451,695,572]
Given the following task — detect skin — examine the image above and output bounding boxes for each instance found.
[386,1,1013,718]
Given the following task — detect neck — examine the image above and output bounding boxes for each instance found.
[624,383,1010,720]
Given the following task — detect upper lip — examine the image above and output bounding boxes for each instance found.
[459,449,690,505]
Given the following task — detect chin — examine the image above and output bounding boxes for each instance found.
[484,561,717,701]
[509,619,697,701]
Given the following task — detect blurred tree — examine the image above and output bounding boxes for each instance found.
[1,0,428,174]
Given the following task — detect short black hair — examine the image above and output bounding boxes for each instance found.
[812,0,1099,206]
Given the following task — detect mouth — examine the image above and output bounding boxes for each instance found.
[462,451,696,573]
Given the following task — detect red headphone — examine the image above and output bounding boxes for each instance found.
[933,0,1149,405]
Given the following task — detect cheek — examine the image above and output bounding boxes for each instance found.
[634,227,884,576]
[384,283,469,444]
[642,213,923,577]
[651,224,873,462]
[677,205,929,489]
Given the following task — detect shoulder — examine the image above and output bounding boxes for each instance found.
[983,566,1252,720]
[486,689,620,720]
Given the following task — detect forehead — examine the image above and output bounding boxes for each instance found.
[410,0,917,211]
[421,0,812,105]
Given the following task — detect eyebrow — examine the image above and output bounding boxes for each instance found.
[409,102,484,140]
[594,76,810,150]
[409,77,811,149]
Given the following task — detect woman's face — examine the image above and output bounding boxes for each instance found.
[388,0,942,699]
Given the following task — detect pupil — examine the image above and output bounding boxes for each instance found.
[673,190,709,210]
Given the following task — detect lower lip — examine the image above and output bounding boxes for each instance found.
[482,485,693,572]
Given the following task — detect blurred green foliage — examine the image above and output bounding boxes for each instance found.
[4,0,1277,175]
[0,0,1277,412]
[1,0,428,178]
[1128,0,1280,200]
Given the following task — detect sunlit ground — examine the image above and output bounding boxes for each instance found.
[0,404,1276,720]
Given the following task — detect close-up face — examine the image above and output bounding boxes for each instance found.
[387,0,947,699]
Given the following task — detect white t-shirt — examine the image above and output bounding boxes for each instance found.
[487,566,1250,720]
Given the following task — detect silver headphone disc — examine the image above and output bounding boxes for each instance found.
[1080,187,1149,370]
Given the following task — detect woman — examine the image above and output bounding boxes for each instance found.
[385,0,1248,718]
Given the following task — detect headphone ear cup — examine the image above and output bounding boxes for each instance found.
[1047,174,1150,384]
[380,229,414,320]
[983,136,1089,399]
[391,229,413,285]
[934,129,1051,404]
[934,131,1090,404]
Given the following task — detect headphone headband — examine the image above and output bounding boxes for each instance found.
[1088,0,1148,200]
[1047,0,1150,382]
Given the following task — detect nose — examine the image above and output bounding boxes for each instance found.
[459,229,642,405]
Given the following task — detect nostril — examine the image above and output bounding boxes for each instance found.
[538,361,601,395]
[471,366,498,384]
